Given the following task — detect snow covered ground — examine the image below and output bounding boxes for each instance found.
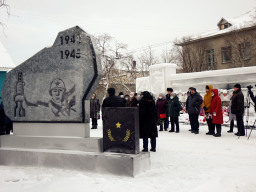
[1,118,256,192]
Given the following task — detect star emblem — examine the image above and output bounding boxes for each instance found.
[116,122,121,128]
[55,80,61,87]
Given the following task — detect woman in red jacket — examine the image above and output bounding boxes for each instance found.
[209,89,223,137]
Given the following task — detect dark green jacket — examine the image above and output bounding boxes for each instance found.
[168,96,181,117]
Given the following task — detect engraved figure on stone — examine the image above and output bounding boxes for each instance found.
[14,72,26,117]
[14,74,76,117]
[48,78,76,117]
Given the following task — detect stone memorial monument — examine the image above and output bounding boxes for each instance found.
[103,107,140,154]
[0,26,150,177]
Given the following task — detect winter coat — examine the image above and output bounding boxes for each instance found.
[202,85,213,113]
[102,95,125,108]
[168,96,181,117]
[228,95,236,121]
[209,89,223,124]
[231,89,244,115]
[139,97,158,138]
[187,92,203,115]
[90,98,100,118]
[131,97,139,107]
[166,94,171,102]
[156,98,168,119]
[125,99,132,107]
[186,95,190,111]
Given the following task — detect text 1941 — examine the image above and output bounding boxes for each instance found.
[60,35,81,45]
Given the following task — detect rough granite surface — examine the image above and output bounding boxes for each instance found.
[2,26,102,122]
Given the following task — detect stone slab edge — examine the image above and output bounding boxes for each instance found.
[0,148,150,177]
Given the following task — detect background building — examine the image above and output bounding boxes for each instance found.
[177,8,256,72]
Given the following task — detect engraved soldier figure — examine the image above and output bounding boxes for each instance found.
[14,74,76,117]
[48,78,76,117]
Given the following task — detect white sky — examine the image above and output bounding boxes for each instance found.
[0,0,256,65]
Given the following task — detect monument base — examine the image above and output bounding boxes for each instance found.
[0,147,150,177]
[13,123,90,138]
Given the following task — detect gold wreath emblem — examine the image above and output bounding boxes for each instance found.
[107,129,115,141]
[107,129,131,142]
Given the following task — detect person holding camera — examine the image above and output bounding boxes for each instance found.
[247,85,256,112]
[231,84,245,136]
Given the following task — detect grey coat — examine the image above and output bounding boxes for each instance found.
[90,98,100,118]
[187,92,203,115]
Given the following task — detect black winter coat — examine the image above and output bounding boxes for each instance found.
[166,94,171,101]
[131,97,139,107]
[102,95,125,108]
[168,96,181,117]
[187,92,203,115]
[90,98,100,118]
[139,98,158,138]
[231,89,244,115]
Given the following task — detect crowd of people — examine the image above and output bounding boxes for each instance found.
[90,83,256,153]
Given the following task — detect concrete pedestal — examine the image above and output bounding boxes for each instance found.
[0,148,150,177]
[0,123,151,176]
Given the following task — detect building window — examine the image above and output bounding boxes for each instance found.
[221,46,232,63]
[220,23,231,30]
[239,42,251,60]
[206,49,215,69]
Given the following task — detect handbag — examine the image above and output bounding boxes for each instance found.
[160,114,166,119]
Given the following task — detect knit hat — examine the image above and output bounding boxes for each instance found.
[234,84,241,89]
[167,88,173,92]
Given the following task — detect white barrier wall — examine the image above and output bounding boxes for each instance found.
[136,64,256,101]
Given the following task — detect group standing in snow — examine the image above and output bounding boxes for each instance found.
[89,83,256,153]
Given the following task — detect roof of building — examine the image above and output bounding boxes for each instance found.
[183,8,256,44]
[0,41,16,71]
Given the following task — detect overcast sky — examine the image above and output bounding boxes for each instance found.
[0,0,256,65]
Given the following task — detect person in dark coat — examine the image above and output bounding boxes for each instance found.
[168,93,181,133]
[4,115,12,134]
[187,87,203,134]
[139,91,158,152]
[0,100,5,135]
[131,93,139,107]
[90,93,100,129]
[102,88,125,108]
[156,93,168,131]
[209,89,223,137]
[231,84,245,136]
[165,88,173,129]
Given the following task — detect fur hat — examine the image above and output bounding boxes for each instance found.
[234,84,241,89]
